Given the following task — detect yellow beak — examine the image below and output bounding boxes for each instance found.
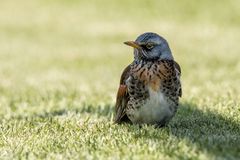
[124,41,141,49]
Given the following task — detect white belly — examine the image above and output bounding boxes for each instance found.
[131,88,173,124]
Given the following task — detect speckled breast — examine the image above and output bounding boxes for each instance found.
[125,60,179,125]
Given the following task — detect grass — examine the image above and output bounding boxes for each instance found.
[0,0,239,159]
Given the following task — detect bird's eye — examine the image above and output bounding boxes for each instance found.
[145,43,154,49]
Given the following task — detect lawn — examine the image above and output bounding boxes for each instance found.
[0,0,239,159]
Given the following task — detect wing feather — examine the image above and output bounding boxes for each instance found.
[174,61,182,97]
[114,65,131,123]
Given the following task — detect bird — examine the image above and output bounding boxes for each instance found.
[114,32,182,127]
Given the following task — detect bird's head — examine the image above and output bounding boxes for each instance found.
[124,32,173,61]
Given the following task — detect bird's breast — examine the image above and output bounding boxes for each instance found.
[137,87,172,124]
[127,84,173,124]
[126,60,177,124]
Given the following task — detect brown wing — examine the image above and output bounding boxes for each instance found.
[174,61,182,97]
[174,61,181,74]
[114,65,131,124]
[157,60,182,98]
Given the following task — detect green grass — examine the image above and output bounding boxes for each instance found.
[0,0,240,159]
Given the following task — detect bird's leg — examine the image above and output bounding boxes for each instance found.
[155,116,169,128]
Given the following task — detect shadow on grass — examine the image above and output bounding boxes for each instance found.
[3,103,113,121]
[71,102,239,159]
[144,102,240,159]
[29,104,113,119]
[6,102,239,159]
[58,104,113,117]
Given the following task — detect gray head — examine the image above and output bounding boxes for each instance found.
[124,32,173,61]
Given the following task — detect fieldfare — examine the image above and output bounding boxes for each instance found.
[115,32,182,127]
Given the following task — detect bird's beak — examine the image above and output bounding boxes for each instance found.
[124,41,141,49]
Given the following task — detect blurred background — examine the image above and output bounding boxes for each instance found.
[0,0,239,117]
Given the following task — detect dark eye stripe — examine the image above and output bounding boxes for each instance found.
[140,45,150,51]
[141,43,154,50]
[146,44,154,49]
